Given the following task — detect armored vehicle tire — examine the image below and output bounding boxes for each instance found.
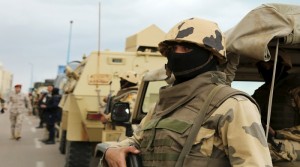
[59,130,67,154]
[65,141,95,167]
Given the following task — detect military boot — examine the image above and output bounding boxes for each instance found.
[15,132,21,141]
[44,140,55,144]
[10,131,15,140]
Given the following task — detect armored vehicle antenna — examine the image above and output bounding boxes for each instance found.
[66,20,73,64]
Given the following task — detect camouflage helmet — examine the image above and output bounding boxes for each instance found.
[159,17,226,63]
[119,71,139,84]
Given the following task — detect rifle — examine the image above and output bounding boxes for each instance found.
[104,81,113,114]
[126,153,143,167]
[263,122,283,152]
[96,143,143,167]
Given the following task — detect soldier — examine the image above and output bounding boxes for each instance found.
[252,50,300,163]
[0,93,6,114]
[101,17,272,167]
[8,84,32,140]
[36,91,47,128]
[101,71,139,125]
[40,85,61,144]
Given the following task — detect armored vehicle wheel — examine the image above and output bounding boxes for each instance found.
[59,130,67,154]
[65,141,94,167]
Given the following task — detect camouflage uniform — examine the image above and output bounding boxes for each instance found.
[113,86,138,116]
[104,71,139,123]
[8,91,32,139]
[103,72,272,167]
[270,84,300,163]
[102,17,272,167]
[104,86,138,134]
[253,74,300,163]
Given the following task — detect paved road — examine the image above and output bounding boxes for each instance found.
[0,112,65,167]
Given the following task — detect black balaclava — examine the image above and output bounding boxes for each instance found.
[120,79,137,89]
[257,56,287,84]
[166,45,217,85]
[52,88,60,95]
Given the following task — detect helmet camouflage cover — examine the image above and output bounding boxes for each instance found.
[159,17,226,63]
[119,71,139,84]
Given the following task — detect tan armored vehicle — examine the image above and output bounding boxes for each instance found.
[31,81,52,115]
[59,25,167,167]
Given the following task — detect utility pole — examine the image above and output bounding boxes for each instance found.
[28,62,34,91]
[66,20,74,64]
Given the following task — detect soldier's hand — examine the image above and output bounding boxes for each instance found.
[0,108,4,114]
[103,96,108,103]
[105,146,140,167]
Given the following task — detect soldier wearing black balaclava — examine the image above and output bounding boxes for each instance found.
[102,17,272,167]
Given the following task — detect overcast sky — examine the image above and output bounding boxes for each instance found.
[0,0,299,92]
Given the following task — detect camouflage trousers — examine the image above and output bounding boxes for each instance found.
[9,112,24,138]
[270,126,300,162]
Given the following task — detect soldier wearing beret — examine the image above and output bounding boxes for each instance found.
[7,84,32,140]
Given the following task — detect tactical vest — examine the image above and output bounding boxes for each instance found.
[140,72,258,167]
[253,75,300,130]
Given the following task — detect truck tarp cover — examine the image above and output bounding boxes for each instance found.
[225,3,300,61]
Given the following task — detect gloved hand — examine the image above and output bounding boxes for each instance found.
[1,108,4,114]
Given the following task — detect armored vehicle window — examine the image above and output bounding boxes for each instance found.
[142,81,167,113]
[112,58,123,63]
[108,57,125,65]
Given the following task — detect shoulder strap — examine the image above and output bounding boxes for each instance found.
[175,85,258,167]
[114,90,138,101]
[175,84,225,167]
[208,86,260,117]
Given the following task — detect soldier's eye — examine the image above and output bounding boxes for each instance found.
[181,46,193,52]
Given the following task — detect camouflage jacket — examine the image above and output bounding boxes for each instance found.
[8,92,32,114]
[253,74,300,162]
[270,85,300,162]
[271,84,300,162]
[113,86,138,113]
[104,71,272,167]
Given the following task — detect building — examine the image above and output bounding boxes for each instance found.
[0,62,13,99]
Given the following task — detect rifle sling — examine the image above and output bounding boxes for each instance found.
[175,85,225,167]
